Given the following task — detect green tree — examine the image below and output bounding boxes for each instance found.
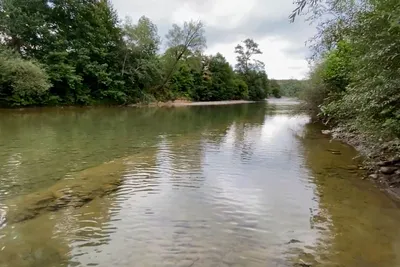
[234,38,264,73]
[269,80,281,98]
[276,79,307,97]
[0,47,51,106]
[234,39,269,100]
[1,0,126,104]
[206,53,236,100]
[297,0,400,152]
[0,0,270,106]
[161,20,206,92]
[121,16,162,102]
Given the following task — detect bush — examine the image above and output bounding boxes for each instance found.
[0,48,51,106]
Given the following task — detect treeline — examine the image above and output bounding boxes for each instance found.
[275,79,307,97]
[295,0,400,147]
[0,0,273,107]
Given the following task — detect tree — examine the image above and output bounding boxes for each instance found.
[269,80,281,98]
[245,70,269,101]
[0,1,271,106]
[276,79,307,97]
[297,0,400,150]
[160,20,206,91]
[234,38,264,73]
[121,16,162,101]
[290,0,320,22]
[0,0,126,104]
[234,39,269,100]
[0,47,51,106]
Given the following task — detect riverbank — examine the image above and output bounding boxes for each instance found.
[129,99,256,108]
[322,127,400,200]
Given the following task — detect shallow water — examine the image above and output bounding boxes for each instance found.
[0,100,400,267]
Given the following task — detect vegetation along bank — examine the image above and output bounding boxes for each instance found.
[291,0,400,196]
[0,0,285,108]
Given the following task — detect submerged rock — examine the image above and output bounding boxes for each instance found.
[3,148,157,225]
[377,157,400,167]
[380,166,398,175]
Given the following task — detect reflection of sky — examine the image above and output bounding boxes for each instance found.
[69,112,320,266]
[203,113,317,247]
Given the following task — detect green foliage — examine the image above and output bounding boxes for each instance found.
[277,79,307,97]
[168,53,250,102]
[234,39,269,100]
[121,15,162,102]
[0,48,51,106]
[299,63,330,117]
[299,0,400,141]
[269,80,281,98]
[0,0,270,106]
[204,53,243,101]
[244,70,269,101]
[160,20,207,93]
[321,41,353,92]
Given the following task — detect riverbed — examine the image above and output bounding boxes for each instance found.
[0,100,399,267]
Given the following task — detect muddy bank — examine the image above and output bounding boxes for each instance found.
[321,127,400,200]
[1,148,157,226]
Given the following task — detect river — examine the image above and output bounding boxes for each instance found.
[0,100,400,267]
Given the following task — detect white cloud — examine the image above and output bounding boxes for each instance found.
[111,0,315,79]
[207,37,309,79]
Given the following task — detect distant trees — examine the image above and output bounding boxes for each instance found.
[269,80,281,98]
[276,79,306,97]
[0,0,273,107]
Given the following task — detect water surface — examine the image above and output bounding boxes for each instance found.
[0,101,400,267]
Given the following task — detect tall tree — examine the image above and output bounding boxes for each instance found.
[234,38,264,74]
[121,16,162,100]
[160,20,206,90]
[234,39,268,100]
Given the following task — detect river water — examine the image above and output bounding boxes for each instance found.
[0,100,400,267]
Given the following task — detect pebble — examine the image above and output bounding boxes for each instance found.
[369,174,379,180]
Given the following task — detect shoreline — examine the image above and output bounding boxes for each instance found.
[0,99,260,111]
[129,99,257,108]
[322,127,400,201]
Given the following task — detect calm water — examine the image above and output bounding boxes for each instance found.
[0,100,400,267]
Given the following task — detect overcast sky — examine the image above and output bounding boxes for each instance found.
[111,0,316,80]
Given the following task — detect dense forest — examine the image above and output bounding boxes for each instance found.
[293,0,400,157]
[275,79,307,97]
[0,0,278,107]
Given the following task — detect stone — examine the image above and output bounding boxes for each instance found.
[380,166,398,175]
[295,259,312,267]
[287,239,301,244]
[392,156,400,163]
[369,174,379,180]
[321,130,331,135]
[378,157,400,167]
